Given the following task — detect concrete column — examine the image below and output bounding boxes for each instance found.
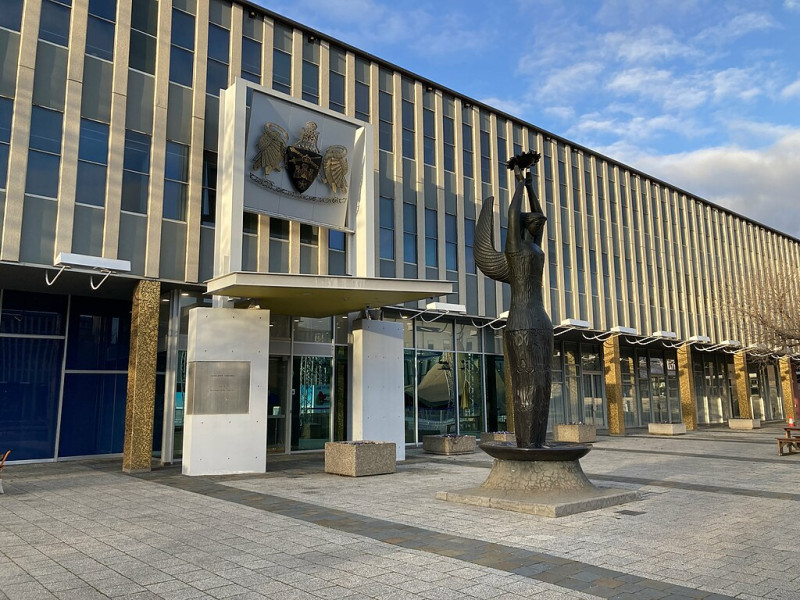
[779,357,799,423]
[733,352,752,419]
[677,345,697,430]
[603,336,625,435]
[122,279,161,473]
[351,320,405,460]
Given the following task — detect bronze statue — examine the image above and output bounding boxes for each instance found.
[475,151,553,448]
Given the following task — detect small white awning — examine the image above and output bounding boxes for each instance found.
[206,272,453,317]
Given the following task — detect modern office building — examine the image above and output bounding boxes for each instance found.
[1,0,797,467]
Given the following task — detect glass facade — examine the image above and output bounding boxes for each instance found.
[0,1,798,465]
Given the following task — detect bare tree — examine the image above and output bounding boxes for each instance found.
[719,267,800,353]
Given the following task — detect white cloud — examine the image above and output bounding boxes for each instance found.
[625,129,800,239]
[695,12,778,45]
[784,0,800,12]
[781,77,800,99]
[603,26,696,64]
[535,61,603,102]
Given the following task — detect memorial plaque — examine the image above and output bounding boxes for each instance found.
[186,361,251,415]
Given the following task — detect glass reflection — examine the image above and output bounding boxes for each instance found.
[291,356,332,451]
[457,353,484,435]
[416,350,455,436]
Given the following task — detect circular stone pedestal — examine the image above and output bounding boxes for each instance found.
[481,457,593,492]
[436,441,639,517]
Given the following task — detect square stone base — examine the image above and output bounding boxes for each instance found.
[324,442,396,477]
[422,435,476,455]
[436,487,639,518]
[728,418,761,430]
[648,423,686,435]
[553,424,597,443]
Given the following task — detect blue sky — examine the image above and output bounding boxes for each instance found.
[260,0,800,238]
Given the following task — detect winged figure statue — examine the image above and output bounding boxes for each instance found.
[320,145,349,194]
[252,123,288,175]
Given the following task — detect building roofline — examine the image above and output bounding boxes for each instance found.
[241,0,800,245]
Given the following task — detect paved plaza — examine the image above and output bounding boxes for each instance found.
[1,426,798,600]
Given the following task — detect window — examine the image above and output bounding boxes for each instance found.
[479,112,492,185]
[425,208,438,268]
[403,202,417,264]
[39,0,71,47]
[272,23,291,94]
[301,38,319,104]
[0,97,12,189]
[0,0,23,32]
[26,106,63,198]
[462,110,473,179]
[329,46,346,113]
[378,69,393,153]
[75,119,109,207]
[423,105,435,166]
[206,23,229,95]
[121,130,151,214]
[163,141,189,220]
[129,0,158,74]
[86,0,116,61]
[464,218,475,273]
[269,218,289,272]
[201,150,217,226]
[300,224,319,274]
[443,103,455,173]
[241,37,261,83]
[169,9,195,87]
[354,58,369,122]
[401,79,415,160]
[445,213,457,271]
[241,11,262,83]
[497,119,507,189]
[328,230,346,275]
[379,196,394,260]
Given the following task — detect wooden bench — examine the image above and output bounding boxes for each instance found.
[0,450,10,494]
[777,437,799,456]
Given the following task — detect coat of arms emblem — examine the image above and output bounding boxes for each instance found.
[252,121,349,196]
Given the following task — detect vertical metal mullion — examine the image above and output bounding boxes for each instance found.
[54,295,72,461]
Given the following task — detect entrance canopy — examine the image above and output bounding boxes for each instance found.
[206,272,452,318]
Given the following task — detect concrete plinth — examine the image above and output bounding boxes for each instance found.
[423,435,476,455]
[553,424,597,443]
[324,442,396,477]
[728,418,761,430]
[437,457,638,517]
[648,423,686,436]
[480,432,515,443]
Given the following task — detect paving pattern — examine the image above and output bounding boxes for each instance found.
[1,426,798,599]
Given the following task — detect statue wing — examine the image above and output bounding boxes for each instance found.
[474,196,510,283]
[252,123,288,175]
[320,145,348,194]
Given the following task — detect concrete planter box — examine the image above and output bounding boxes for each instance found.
[422,435,476,455]
[728,418,761,430]
[324,441,396,477]
[553,424,597,443]
[480,432,516,443]
[648,423,686,436]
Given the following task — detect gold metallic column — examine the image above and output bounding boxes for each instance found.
[603,336,625,436]
[733,352,752,419]
[122,280,161,473]
[779,357,798,423]
[677,345,697,430]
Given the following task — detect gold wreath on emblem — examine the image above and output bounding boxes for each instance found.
[252,123,288,175]
[320,145,348,195]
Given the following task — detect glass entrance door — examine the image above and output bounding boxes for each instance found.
[268,356,289,453]
[291,356,333,451]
